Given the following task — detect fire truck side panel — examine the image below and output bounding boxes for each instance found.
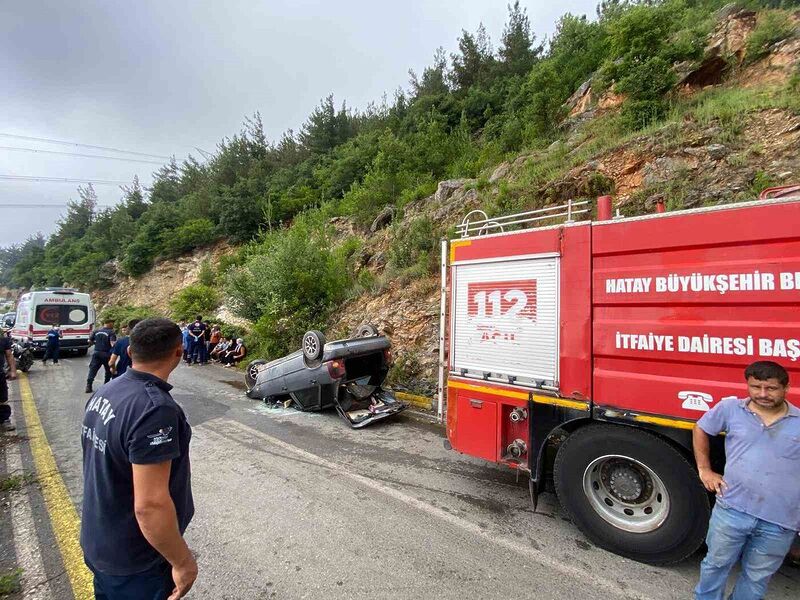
[446,223,592,465]
[592,201,800,421]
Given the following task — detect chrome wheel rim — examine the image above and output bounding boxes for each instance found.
[303,335,318,358]
[582,454,670,533]
[247,363,262,382]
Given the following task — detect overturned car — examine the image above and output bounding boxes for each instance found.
[245,325,407,428]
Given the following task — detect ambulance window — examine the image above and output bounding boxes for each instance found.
[35,305,88,325]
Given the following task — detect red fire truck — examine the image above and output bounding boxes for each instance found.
[440,188,800,564]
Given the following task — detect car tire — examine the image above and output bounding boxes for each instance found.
[77,349,88,357]
[553,424,709,565]
[355,323,379,338]
[301,330,326,362]
[245,359,268,390]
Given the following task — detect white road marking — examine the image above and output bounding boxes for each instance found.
[4,439,55,600]
[196,417,645,600]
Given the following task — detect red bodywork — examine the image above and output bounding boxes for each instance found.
[446,198,800,467]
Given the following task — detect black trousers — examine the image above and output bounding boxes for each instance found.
[87,352,112,385]
[0,375,9,422]
[44,343,60,362]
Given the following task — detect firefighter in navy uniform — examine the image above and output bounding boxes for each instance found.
[86,320,117,393]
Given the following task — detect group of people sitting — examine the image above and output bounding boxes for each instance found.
[180,316,247,368]
[210,335,247,367]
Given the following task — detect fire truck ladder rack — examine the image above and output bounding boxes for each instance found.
[456,199,591,239]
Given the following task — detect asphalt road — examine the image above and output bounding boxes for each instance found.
[2,355,798,599]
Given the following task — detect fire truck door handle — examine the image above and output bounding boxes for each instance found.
[469,399,483,408]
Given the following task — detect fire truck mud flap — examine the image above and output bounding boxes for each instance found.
[334,382,406,428]
[553,424,710,565]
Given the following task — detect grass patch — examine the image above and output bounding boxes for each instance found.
[0,569,22,596]
[0,472,37,493]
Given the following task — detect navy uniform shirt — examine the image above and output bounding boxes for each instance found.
[187,320,206,341]
[80,369,194,576]
[111,336,131,377]
[89,327,117,354]
[0,336,9,372]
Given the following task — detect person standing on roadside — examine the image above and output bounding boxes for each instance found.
[179,322,190,364]
[694,361,799,600]
[187,316,206,365]
[109,319,141,379]
[42,323,63,365]
[80,318,197,600]
[86,320,117,393]
[0,328,18,432]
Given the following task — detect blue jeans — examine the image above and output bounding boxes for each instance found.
[88,560,174,600]
[695,503,796,600]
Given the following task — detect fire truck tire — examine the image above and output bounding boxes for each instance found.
[553,424,709,565]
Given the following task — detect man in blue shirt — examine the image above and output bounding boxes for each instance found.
[42,323,62,365]
[86,320,117,393]
[80,318,197,600]
[693,361,799,600]
[109,319,141,378]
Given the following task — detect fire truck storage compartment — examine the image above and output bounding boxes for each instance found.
[453,393,497,462]
[450,255,559,386]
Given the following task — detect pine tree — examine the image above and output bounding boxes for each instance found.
[449,24,495,92]
[499,1,541,77]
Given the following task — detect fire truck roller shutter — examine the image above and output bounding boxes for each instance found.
[553,424,709,565]
[450,256,559,386]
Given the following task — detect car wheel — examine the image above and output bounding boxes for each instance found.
[301,330,326,362]
[355,323,379,338]
[77,349,88,357]
[245,359,268,390]
[553,424,709,565]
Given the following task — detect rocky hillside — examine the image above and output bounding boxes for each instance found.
[93,5,800,395]
[93,242,233,314]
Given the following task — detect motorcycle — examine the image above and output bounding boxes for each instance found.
[11,340,34,373]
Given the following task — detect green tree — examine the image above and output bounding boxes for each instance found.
[299,95,357,155]
[449,24,496,92]
[498,1,541,77]
[409,48,450,98]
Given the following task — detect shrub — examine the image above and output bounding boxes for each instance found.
[98,304,160,328]
[198,259,216,287]
[224,214,350,358]
[122,239,155,277]
[162,219,215,257]
[388,217,437,270]
[169,284,220,322]
[749,170,774,197]
[746,11,796,63]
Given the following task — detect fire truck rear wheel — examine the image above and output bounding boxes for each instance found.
[553,424,709,565]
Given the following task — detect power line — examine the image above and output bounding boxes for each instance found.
[0,175,133,185]
[0,203,114,208]
[0,145,164,165]
[0,133,171,160]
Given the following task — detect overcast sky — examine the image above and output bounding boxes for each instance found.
[0,0,598,246]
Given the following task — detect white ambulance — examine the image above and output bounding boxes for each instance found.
[11,288,96,355]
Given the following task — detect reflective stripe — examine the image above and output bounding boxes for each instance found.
[447,379,588,411]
